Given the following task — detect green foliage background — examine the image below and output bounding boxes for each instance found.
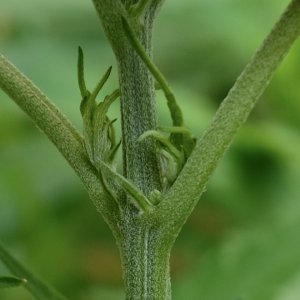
[1,0,300,299]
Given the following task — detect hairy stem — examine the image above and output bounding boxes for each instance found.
[0,53,120,235]
[118,218,171,300]
[117,29,161,194]
[92,0,162,195]
[158,0,300,241]
[92,3,172,299]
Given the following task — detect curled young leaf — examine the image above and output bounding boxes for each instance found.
[77,48,120,168]
[98,160,154,213]
[139,126,196,189]
[77,50,157,213]
[77,47,88,98]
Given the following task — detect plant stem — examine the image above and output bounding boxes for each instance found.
[111,10,170,298]
[92,4,172,299]
[0,53,121,235]
[92,1,162,195]
[118,219,171,300]
[157,0,300,239]
[117,31,161,194]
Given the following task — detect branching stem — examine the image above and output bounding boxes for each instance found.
[1,1,300,299]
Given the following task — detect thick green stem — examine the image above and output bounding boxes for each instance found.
[118,218,171,300]
[91,2,170,298]
[115,17,170,298]
[92,1,162,194]
[117,29,161,194]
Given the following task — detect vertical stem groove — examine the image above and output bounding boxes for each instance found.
[118,221,171,300]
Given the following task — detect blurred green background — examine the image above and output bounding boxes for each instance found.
[1,0,300,299]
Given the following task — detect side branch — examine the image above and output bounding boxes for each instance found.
[0,53,82,162]
[0,54,120,233]
[157,0,300,239]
